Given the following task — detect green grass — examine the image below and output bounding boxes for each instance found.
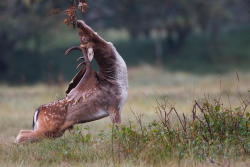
[0,66,250,166]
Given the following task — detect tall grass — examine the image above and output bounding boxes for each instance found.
[1,95,249,166]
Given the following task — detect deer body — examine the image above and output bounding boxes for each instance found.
[16,20,128,144]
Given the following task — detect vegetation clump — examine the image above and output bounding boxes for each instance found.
[112,99,250,163]
[7,96,249,166]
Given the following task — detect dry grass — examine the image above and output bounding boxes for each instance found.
[0,65,249,166]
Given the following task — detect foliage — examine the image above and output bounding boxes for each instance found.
[111,98,250,163]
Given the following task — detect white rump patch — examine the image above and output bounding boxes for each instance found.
[33,110,39,130]
[34,110,39,122]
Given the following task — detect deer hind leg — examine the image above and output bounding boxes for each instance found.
[19,130,33,134]
[15,130,44,144]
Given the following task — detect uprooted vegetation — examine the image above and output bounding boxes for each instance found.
[2,94,249,166]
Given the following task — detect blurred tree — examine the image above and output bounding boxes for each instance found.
[83,0,190,65]
[0,0,249,82]
[0,0,68,81]
[85,0,250,64]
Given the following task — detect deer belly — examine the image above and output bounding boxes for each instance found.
[68,107,109,124]
[80,109,109,123]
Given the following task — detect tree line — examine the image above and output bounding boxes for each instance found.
[0,0,249,82]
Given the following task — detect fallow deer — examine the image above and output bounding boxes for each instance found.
[15,20,128,144]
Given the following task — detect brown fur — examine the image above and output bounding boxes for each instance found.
[16,20,128,144]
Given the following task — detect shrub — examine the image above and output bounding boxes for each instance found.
[112,98,250,163]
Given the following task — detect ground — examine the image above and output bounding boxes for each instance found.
[0,65,249,167]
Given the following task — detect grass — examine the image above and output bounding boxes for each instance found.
[0,66,250,167]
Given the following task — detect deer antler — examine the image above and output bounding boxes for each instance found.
[65,43,92,97]
[63,0,94,99]
[65,46,82,55]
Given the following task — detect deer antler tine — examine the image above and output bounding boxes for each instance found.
[76,56,84,62]
[65,46,82,55]
[76,61,86,70]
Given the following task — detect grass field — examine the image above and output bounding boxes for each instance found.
[0,66,249,167]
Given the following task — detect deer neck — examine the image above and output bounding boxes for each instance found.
[94,42,127,85]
